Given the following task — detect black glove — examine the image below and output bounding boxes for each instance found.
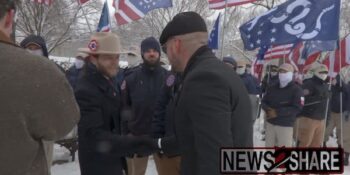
[161,136,180,157]
[132,136,158,157]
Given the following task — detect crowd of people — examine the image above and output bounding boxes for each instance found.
[1,1,349,175]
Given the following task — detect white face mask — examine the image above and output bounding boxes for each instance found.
[74,59,85,69]
[279,72,293,88]
[236,67,246,75]
[315,72,328,81]
[26,49,43,56]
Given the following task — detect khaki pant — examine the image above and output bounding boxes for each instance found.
[249,95,259,121]
[325,112,350,152]
[265,122,293,147]
[127,154,181,175]
[43,141,53,174]
[297,116,325,147]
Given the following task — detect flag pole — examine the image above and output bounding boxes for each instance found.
[219,1,228,59]
[79,2,93,33]
[321,51,335,147]
[339,38,344,148]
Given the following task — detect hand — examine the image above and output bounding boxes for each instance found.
[133,136,158,157]
[266,107,277,119]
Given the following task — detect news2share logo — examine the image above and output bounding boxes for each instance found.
[220,147,343,174]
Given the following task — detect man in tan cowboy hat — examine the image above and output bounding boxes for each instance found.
[0,1,80,175]
[75,32,158,175]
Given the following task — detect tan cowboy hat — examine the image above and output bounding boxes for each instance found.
[76,52,88,59]
[127,46,140,57]
[279,63,294,72]
[78,32,127,55]
[236,59,247,67]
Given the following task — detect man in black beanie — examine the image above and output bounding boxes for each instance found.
[121,37,169,175]
[158,11,253,175]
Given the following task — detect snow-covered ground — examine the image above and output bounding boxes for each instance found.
[51,119,350,175]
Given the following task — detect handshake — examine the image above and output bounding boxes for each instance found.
[126,135,161,157]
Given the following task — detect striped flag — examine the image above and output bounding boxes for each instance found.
[208,0,257,9]
[114,0,172,25]
[30,0,53,6]
[322,34,350,77]
[97,1,111,32]
[264,44,293,60]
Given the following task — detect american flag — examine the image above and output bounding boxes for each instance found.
[30,0,53,6]
[264,44,293,60]
[114,0,172,25]
[208,0,257,10]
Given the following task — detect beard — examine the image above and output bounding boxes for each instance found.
[96,63,118,78]
[143,56,160,68]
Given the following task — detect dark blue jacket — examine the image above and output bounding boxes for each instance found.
[121,64,168,136]
[262,82,304,127]
[261,74,279,94]
[152,73,181,138]
[331,75,350,113]
[75,63,155,175]
[66,65,83,90]
[239,73,261,95]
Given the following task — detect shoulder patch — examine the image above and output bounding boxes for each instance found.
[121,80,126,90]
[166,74,175,87]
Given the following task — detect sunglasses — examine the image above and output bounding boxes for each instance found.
[161,37,176,54]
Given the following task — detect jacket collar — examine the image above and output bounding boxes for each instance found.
[85,63,116,93]
[0,30,17,47]
[182,45,214,79]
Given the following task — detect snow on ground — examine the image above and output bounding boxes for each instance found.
[51,119,350,175]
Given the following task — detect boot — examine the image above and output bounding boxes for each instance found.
[345,152,349,166]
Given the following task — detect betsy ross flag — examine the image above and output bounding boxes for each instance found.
[208,14,221,49]
[114,0,172,25]
[323,34,350,77]
[97,1,111,32]
[30,0,53,6]
[208,0,257,9]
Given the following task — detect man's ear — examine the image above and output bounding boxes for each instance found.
[4,10,15,32]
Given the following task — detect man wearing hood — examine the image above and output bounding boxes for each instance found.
[121,37,169,175]
[0,1,80,174]
[20,34,65,72]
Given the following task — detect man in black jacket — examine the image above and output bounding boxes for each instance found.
[159,12,253,175]
[262,63,304,147]
[75,32,157,175]
[297,64,330,147]
[324,66,350,165]
[121,37,169,175]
